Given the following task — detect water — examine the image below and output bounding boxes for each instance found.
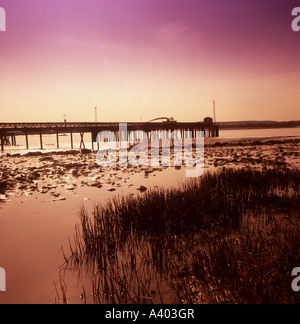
[4,127,300,154]
[0,126,299,304]
[6,133,93,152]
[220,127,300,139]
[0,166,187,304]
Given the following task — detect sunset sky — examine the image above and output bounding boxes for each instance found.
[0,0,300,122]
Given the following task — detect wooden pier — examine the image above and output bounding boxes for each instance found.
[0,120,219,152]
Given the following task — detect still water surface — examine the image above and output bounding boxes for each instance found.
[4,127,300,153]
[220,127,300,139]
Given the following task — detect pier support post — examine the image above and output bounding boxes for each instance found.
[80,132,85,149]
[56,132,60,149]
[11,135,16,146]
[70,132,73,149]
[40,132,43,150]
[0,136,4,152]
[91,133,94,151]
[25,133,29,150]
[4,136,11,146]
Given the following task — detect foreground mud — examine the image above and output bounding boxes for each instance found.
[0,137,299,203]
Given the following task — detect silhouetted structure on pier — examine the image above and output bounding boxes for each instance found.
[0,119,219,152]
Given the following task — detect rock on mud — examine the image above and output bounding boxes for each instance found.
[137,186,148,193]
[0,182,7,194]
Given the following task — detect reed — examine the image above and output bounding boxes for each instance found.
[59,168,300,304]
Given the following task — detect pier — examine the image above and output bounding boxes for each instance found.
[0,120,219,152]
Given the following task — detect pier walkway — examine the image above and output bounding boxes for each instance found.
[0,121,219,152]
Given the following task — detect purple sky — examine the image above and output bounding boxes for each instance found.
[0,0,300,122]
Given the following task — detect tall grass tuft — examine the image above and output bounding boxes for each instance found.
[60,168,300,304]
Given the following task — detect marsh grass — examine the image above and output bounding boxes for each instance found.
[59,168,300,304]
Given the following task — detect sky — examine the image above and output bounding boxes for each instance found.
[0,0,300,122]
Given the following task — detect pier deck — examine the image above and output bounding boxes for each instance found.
[0,121,219,151]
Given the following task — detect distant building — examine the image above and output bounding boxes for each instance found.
[204,117,213,124]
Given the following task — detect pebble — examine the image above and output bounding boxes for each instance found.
[0,140,297,204]
[90,181,102,188]
[53,197,66,202]
[0,195,7,202]
[137,186,147,193]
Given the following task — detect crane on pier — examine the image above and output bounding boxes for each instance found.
[147,117,177,123]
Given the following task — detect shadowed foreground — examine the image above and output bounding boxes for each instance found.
[58,168,300,304]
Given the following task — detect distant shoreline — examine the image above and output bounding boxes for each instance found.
[217,121,300,130]
[219,125,300,131]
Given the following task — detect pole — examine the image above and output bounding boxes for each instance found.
[40,132,43,150]
[213,101,216,123]
[95,106,98,123]
[25,133,29,149]
[1,136,4,152]
[56,132,60,149]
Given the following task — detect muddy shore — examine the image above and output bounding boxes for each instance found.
[0,136,299,304]
[0,137,299,204]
